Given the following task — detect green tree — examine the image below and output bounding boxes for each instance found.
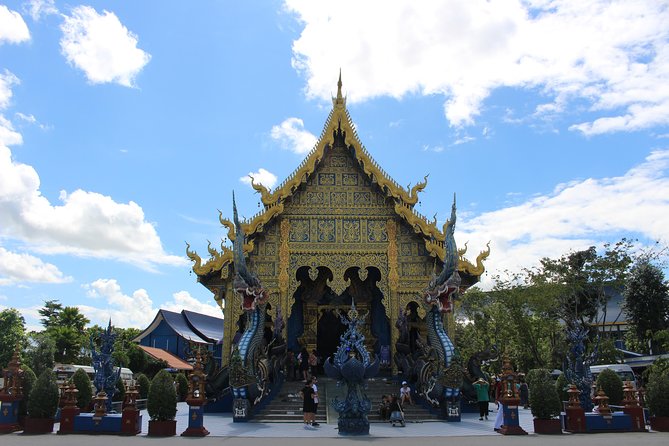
[0,308,26,367]
[592,338,624,365]
[38,300,63,329]
[114,377,126,402]
[623,259,669,354]
[72,367,93,410]
[24,332,56,377]
[39,302,90,363]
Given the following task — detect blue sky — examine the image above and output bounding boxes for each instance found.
[1,0,668,331]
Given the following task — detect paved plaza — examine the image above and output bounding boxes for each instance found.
[2,402,668,445]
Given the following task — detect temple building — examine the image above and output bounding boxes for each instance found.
[186,76,489,369]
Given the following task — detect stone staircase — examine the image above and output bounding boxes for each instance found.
[251,379,327,423]
[252,375,439,423]
[363,376,441,422]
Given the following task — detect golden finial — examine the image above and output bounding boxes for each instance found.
[333,69,346,108]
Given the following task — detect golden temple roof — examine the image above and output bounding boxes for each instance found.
[187,75,489,280]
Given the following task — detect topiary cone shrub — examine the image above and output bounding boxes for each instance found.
[114,377,126,402]
[555,373,569,403]
[136,373,150,400]
[18,365,37,423]
[528,369,562,419]
[147,369,177,436]
[176,372,188,402]
[646,358,669,431]
[528,368,562,434]
[596,368,623,406]
[25,369,59,434]
[71,367,92,411]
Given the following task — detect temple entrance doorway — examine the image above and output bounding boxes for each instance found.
[316,308,347,366]
[286,266,391,362]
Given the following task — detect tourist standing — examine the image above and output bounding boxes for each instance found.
[300,378,316,428]
[311,376,320,427]
[474,377,490,420]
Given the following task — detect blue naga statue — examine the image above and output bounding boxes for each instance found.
[324,301,379,435]
[91,320,121,413]
[417,197,464,420]
[229,193,271,421]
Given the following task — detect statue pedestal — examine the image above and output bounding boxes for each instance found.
[182,404,209,437]
[121,407,141,435]
[584,412,632,432]
[499,397,527,435]
[444,398,461,422]
[564,407,586,433]
[623,406,646,432]
[233,398,251,422]
[338,416,370,436]
[57,406,80,434]
[0,396,21,433]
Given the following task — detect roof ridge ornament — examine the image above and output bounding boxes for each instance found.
[332,69,346,109]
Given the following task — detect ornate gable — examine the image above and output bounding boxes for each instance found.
[187,75,489,294]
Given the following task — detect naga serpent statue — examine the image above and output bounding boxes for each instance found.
[229,193,271,421]
[417,196,464,421]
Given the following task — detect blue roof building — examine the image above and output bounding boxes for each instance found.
[133,309,224,364]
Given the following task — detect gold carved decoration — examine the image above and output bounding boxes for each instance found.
[278,219,290,295]
[289,252,388,296]
[387,219,400,292]
[186,241,232,277]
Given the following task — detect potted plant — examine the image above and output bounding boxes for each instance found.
[147,369,178,436]
[24,369,59,434]
[645,358,669,432]
[527,368,562,434]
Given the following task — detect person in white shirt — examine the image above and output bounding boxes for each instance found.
[311,377,320,427]
[400,381,413,405]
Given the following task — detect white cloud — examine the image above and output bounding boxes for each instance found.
[0,70,19,110]
[161,290,221,318]
[0,116,22,146]
[285,0,669,134]
[270,117,318,154]
[82,279,221,328]
[0,143,185,270]
[458,149,669,288]
[0,5,30,44]
[0,247,72,285]
[240,168,278,189]
[24,0,58,21]
[60,6,151,87]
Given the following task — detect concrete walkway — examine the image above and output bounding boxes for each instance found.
[2,402,667,445]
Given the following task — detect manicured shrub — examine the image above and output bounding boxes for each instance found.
[528,368,561,419]
[19,365,37,417]
[555,373,569,403]
[147,369,177,421]
[27,369,59,419]
[113,377,126,402]
[596,368,623,406]
[646,358,669,417]
[71,367,93,410]
[136,373,150,400]
[175,372,188,402]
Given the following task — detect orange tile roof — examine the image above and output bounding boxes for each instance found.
[138,345,193,371]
